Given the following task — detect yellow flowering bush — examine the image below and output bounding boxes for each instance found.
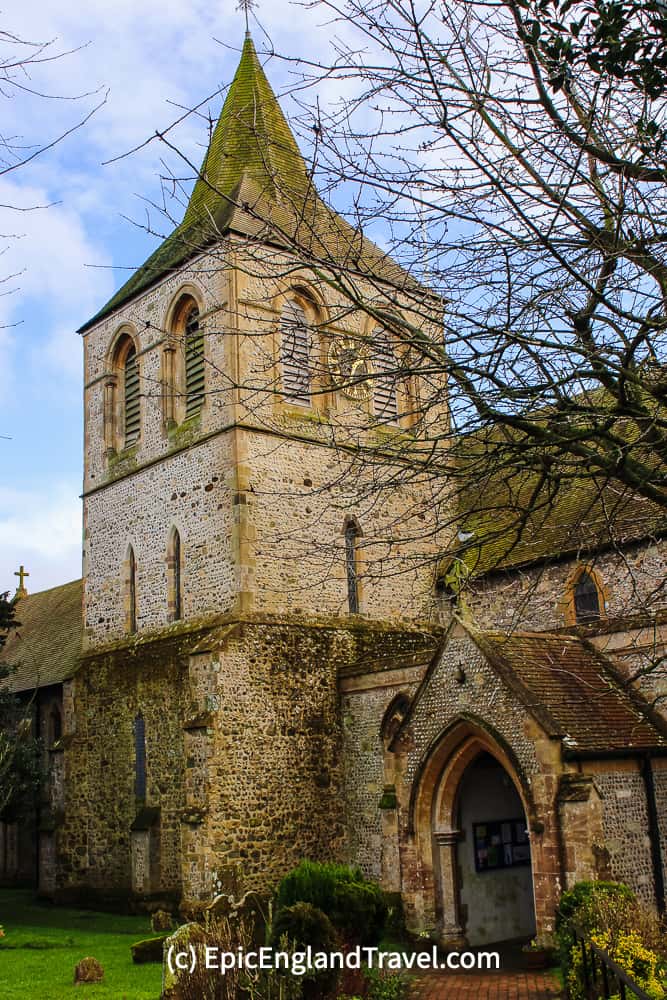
[567,927,666,999]
[557,881,667,1000]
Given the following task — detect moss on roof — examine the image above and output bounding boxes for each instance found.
[446,421,667,578]
[0,579,82,693]
[80,35,416,333]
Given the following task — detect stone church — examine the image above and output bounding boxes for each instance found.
[2,33,666,948]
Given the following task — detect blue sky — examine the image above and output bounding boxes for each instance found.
[0,0,349,596]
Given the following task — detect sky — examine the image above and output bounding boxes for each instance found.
[0,0,351,596]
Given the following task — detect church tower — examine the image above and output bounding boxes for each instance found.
[62,34,445,905]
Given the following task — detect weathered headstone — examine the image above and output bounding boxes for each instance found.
[151,909,174,932]
[161,922,201,999]
[74,956,104,984]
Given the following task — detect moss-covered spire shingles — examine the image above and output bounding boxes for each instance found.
[80,35,312,331]
[183,34,310,226]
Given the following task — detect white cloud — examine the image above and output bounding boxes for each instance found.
[0,483,81,595]
[0,177,113,387]
[0,1,368,592]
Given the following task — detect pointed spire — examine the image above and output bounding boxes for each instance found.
[81,33,413,333]
[183,34,310,228]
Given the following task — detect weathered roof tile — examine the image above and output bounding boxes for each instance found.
[473,628,667,754]
[1,579,82,693]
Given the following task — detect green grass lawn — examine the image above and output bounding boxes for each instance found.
[0,889,163,999]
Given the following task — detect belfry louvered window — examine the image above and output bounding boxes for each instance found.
[574,570,601,623]
[281,299,311,404]
[185,305,204,417]
[123,345,140,445]
[373,329,398,421]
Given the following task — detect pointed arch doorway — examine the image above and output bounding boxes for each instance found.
[453,752,536,944]
[428,730,537,947]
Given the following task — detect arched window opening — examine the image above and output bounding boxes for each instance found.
[105,332,140,456]
[127,546,137,634]
[373,329,398,422]
[184,304,204,417]
[167,528,182,621]
[381,693,411,745]
[281,298,311,404]
[49,706,62,745]
[345,519,360,614]
[133,714,146,800]
[574,570,601,623]
[123,344,140,446]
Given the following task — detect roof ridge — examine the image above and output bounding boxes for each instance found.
[13,577,82,601]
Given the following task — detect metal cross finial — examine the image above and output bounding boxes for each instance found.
[14,564,29,599]
[236,0,258,34]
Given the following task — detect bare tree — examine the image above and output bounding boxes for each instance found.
[0,27,104,325]
[130,8,666,562]
[97,11,665,625]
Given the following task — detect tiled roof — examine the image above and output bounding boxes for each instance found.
[80,35,417,332]
[473,628,667,754]
[0,579,83,693]
[449,427,666,576]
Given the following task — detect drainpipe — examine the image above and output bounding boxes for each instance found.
[641,754,665,914]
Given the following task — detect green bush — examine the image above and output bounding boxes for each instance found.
[556,881,634,933]
[270,903,340,999]
[276,861,387,945]
[364,966,409,1000]
[277,861,363,912]
[271,902,339,953]
[567,927,666,1000]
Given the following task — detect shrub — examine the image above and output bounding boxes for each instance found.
[556,881,634,934]
[364,966,409,1000]
[277,861,364,912]
[271,902,339,953]
[567,928,666,1000]
[270,903,340,1000]
[170,916,304,1000]
[276,861,387,945]
[555,881,634,977]
[556,880,667,1000]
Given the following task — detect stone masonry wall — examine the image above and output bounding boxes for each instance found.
[400,635,544,791]
[340,676,422,880]
[82,251,239,647]
[593,767,656,906]
[59,615,436,903]
[188,620,436,899]
[82,240,450,644]
[57,641,188,900]
[245,430,442,622]
[469,540,667,635]
[654,760,667,902]
[83,434,236,643]
[82,254,231,491]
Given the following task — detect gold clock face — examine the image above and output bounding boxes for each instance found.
[327,337,372,400]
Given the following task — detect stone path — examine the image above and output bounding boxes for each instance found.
[410,968,561,999]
